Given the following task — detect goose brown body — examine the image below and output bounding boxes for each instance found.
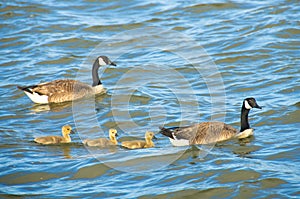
[159,98,262,146]
[34,125,74,145]
[160,122,238,145]
[19,80,99,103]
[18,56,116,104]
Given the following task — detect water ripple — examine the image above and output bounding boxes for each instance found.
[0,0,299,198]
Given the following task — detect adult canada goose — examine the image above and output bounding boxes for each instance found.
[121,131,156,149]
[83,128,118,147]
[17,56,116,104]
[159,97,262,146]
[34,125,75,145]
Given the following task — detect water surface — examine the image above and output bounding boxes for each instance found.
[0,0,299,198]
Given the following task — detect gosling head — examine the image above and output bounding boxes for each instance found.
[62,125,75,135]
[244,97,262,110]
[109,128,118,137]
[97,56,116,66]
[145,131,156,140]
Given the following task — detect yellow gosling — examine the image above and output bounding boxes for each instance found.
[121,131,156,149]
[34,125,75,145]
[83,129,118,147]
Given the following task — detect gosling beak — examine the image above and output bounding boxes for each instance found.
[153,135,157,140]
[70,130,75,134]
[110,62,116,66]
[115,133,119,137]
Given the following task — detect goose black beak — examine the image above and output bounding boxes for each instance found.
[70,130,75,134]
[255,104,262,109]
[153,135,157,140]
[110,62,117,66]
[115,133,119,137]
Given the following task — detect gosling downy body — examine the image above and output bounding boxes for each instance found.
[159,98,262,146]
[34,125,75,145]
[122,131,156,149]
[18,56,116,104]
[83,129,118,147]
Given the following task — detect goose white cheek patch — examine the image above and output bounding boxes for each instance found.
[98,58,107,65]
[244,100,252,109]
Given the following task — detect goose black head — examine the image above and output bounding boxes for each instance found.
[92,56,117,86]
[97,56,116,66]
[244,97,262,110]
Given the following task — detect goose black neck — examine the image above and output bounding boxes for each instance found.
[240,106,250,132]
[92,61,101,86]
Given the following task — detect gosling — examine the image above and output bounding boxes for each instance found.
[121,131,156,149]
[34,125,75,145]
[83,129,118,147]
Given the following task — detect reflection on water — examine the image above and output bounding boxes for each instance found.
[30,103,71,113]
[0,0,299,198]
[62,145,72,159]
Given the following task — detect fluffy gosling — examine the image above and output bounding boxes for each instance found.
[83,128,118,147]
[34,125,75,145]
[121,131,156,149]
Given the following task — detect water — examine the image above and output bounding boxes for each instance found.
[1,0,299,198]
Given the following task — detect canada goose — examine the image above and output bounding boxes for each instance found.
[121,131,156,149]
[159,97,262,146]
[34,125,75,145]
[17,56,116,104]
[83,129,118,147]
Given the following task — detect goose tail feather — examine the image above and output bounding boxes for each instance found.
[159,126,175,139]
[17,85,37,94]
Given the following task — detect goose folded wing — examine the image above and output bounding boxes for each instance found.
[32,80,90,95]
[170,124,199,140]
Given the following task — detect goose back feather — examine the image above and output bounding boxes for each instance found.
[18,80,99,103]
[160,122,238,145]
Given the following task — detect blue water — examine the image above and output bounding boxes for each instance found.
[0,0,299,198]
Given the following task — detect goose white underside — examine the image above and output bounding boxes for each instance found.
[24,90,49,104]
[169,133,190,146]
[169,138,190,146]
[235,129,254,139]
[93,85,106,94]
